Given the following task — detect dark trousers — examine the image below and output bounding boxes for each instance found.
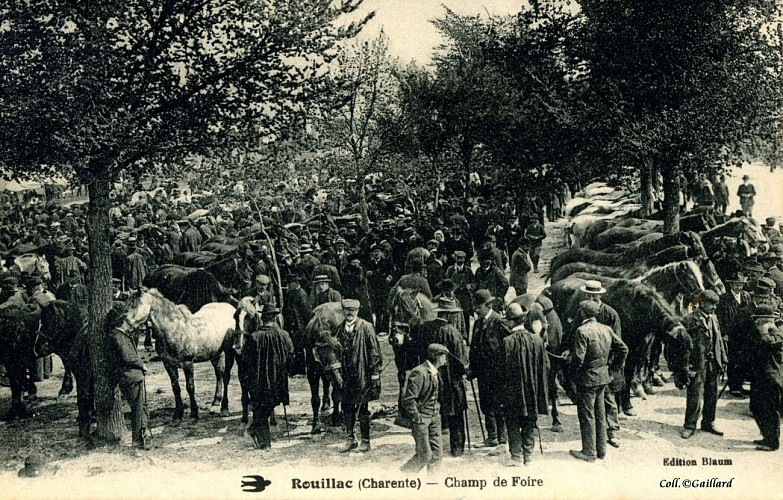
[250,403,274,448]
[370,296,388,333]
[444,411,465,454]
[530,244,542,271]
[478,378,506,441]
[507,414,537,459]
[751,381,781,449]
[605,390,619,437]
[119,380,150,444]
[576,384,607,458]
[344,401,370,440]
[401,414,442,472]
[685,362,719,430]
[727,344,750,392]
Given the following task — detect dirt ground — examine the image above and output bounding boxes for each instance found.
[2,219,782,500]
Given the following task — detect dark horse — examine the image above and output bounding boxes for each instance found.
[0,302,42,420]
[545,277,693,407]
[303,302,346,433]
[387,287,436,420]
[35,300,94,436]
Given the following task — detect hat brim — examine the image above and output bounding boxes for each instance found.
[752,314,776,318]
[474,296,495,306]
[433,306,463,313]
[579,285,607,294]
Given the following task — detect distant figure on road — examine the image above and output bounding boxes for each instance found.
[737,175,757,218]
[714,175,729,216]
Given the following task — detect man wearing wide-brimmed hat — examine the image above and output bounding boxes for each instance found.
[502,302,549,465]
[737,174,756,217]
[717,273,751,397]
[311,274,341,307]
[336,299,382,453]
[475,249,509,309]
[568,300,628,462]
[681,289,726,440]
[748,305,783,451]
[469,289,508,447]
[241,304,294,450]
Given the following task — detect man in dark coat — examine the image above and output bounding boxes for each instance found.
[444,225,473,267]
[180,219,202,253]
[336,299,382,453]
[748,305,783,451]
[714,175,730,216]
[536,294,565,431]
[241,304,294,449]
[761,252,783,298]
[469,289,509,446]
[341,254,373,325]
[365,244,395,333]
[393,260,432,299]
[510,238,533,295]
[55,269,89,310]
[422,298,469,456]
[425,247,446,298]
[311,274,341,307]
[502,303,549,464]
[737,174,756,217]
[717,273,752,397]
[105,303,153,450]
[282,273,312,377]
[446,251,474,333]
[400,343,450,473]
[681,290,726,440]
[474,251,509,310]
[568,300,628,462]
[524,219,546,273]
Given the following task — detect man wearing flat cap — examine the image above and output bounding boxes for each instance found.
[568,300,628,462]
[469,289,509,447]
[502,303,549,464]
[761,251,783,298]
[763,217,782,245]
[753,276,782,317]
[681,289,727,439]
[401,343,450,472]
[336,298,382,453]
[420,297,469,456]
[748,305,783,451]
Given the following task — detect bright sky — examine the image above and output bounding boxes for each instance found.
[353,0,527,64]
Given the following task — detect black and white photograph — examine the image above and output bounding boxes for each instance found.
[1,0,782,498]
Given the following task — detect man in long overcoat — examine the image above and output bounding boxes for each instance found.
[241,305,294,449]
[336,299,383,453]
[469,289,509,446]
[502,303,549,464]
[748,305,783,451]
[282,273,312,377]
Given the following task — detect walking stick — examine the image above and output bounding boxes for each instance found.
[462,379,471,451]
[282,404,291,441]
[469,379,485,442]
[535,423,543,455]
[717,378,731,400]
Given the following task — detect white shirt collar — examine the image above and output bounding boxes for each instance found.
[425,360,438,375]
[483,308,493,321]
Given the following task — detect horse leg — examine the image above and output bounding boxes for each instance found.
[308,369,322,432]
[183,362,198,420]
[220,350,233,417]
[59,360,75,399]
[320,374,331,412]
[329,369,344,427]
[210,352,225,413]
[24,359,38,402]
[163,361,184,421]
[549,360,563,432]
[4,362,28,420]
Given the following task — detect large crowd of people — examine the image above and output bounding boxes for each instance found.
[1,167,782,472]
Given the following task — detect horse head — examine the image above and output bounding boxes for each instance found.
[701,260,725,295]
[663,323,693,389]
[125,287,153,328]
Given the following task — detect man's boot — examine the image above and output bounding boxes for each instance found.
[140,428,154,450]
[358,415,371,452]
[340,435,358,453]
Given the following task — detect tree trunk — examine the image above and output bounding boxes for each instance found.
[460,139,473,210]
[661,163,681,234]
[86,167,127,442]
[358,178,370,233]
[639,161,654,216]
